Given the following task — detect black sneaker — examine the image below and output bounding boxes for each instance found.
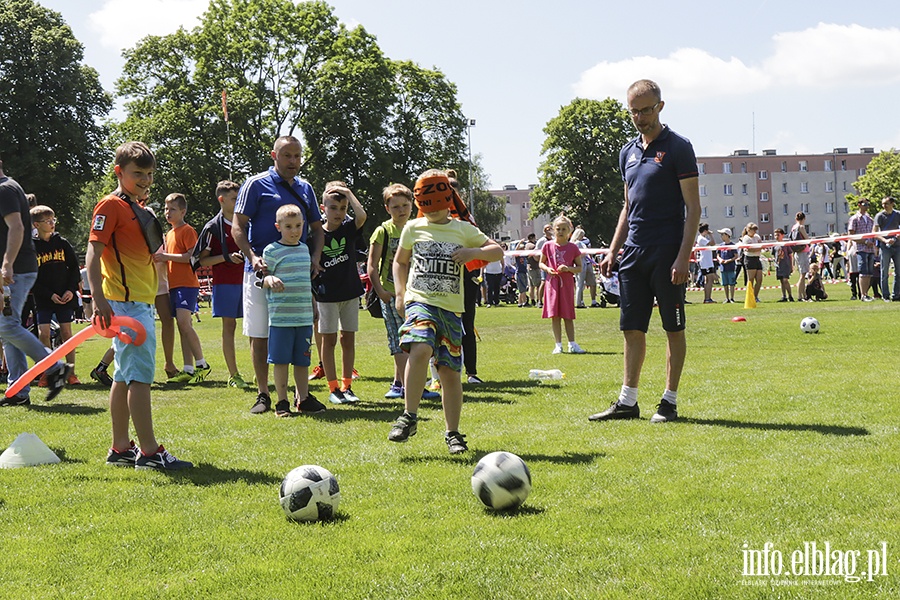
[274,399,294,418]
[295,393,326,414]
[45,362,74,402]
[135,446,193,470]
[588,401,640,421]
[650,400,678,423]
[106,441,138,467]
[388,413,417,442]
[90,366,113,387]
[250,392,271,414]
[0,394,30,407]
[445,431,468,454]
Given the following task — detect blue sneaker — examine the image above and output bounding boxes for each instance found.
[135,446,193,471]
[329,389,349,404]
[106,441,138,467]
[340,387,360,403]
[384,382,403,399]
[421,388,441,400]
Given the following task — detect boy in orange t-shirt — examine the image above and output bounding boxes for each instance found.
[155,193,210,384]
[86,141,191,470]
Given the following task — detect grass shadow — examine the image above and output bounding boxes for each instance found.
[482,504,546,517]
[467,379,540,394]
[400,450,604,467]
[155,463,283,486]
[313,404,421,423]
[285,512,351,526]
[27,403,105,416]
[47,447,84,464]
[681,416,869,437]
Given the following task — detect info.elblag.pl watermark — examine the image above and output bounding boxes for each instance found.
[741,541,889,586]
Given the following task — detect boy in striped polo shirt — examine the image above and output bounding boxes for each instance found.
[260,204,326,417]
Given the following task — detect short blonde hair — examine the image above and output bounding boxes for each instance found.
[276,203,304,224]
[30,205,54,222]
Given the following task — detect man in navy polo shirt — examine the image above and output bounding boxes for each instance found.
[232,135,325,414]
[590,79,700,424]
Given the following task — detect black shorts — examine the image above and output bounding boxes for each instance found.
[619,244,686,333]
[745,256,763,271]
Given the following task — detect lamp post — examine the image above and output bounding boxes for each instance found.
[466,118,476,216]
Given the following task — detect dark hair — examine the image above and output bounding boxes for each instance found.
[216,180,239,198]
[115,141,155,169]
[795,211,806,221]
[698,223,709,233]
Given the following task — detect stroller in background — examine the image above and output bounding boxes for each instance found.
[499,264,518,304]
[598,271,620,308]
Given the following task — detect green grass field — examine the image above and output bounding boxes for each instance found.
[1,277,898,599]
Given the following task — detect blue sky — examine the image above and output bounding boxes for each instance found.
[41,0,900,189]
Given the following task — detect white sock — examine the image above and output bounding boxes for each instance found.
[196,359,208,369]
[662,389,677,405]
[183,365,195,375]
[555,342,563,351]
[618,385,638,407]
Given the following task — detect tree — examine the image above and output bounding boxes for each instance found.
[0,0,111,230]
[466,154,505,237]
[530,98,635,246]
[849,149,900,210]
[115,0,470,231]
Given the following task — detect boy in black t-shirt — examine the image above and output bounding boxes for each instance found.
[312,182,367,404]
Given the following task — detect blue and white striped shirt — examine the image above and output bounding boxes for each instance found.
[262,241,314,327]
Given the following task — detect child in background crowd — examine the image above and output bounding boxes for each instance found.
[31,205,81,384]
[312,182,366,405]
[157,193,210,384]
[193,180,249,389]
[541,215,584,354]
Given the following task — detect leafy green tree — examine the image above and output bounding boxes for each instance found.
[849,150,900,210]
[0,0,111,231]
[115,0,470,231]
[464,155,505,237]
[530,98,635,246]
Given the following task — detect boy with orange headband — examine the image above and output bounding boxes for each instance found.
[389,169,503,454]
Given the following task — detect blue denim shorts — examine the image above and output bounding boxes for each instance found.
[268,325,313,366]
[110,301,157,384]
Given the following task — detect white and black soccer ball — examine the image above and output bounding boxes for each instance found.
[471,451,532,510]
[279,465,340,522]
[800,316,820,334]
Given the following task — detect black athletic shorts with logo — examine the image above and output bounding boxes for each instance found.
[618,244,686,333]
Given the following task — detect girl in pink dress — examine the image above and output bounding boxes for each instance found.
[540,215,586,354]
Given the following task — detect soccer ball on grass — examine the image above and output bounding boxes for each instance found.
[800,317,820,334]
[279,465,340,522]
[471,451,532,510]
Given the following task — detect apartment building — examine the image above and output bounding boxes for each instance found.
[488,184,552,241]
[698,148,876,239]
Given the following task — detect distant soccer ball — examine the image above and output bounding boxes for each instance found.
[471,451,532,510]
[800,316,820,334]
[280,465,340,522]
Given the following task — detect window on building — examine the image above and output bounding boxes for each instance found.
[843,202,849,213]
[824,159,833,172]
[724,184,733,195]
[741,162,747,173]
[699,184,707,197]
[723,162,732,174]
[782,182,788,193]
[841,160,847,171]
[741,183,748,195]
[799,160,808,172]
[758,170,768,180]
[859,168,866,176]
[697,162,706,174]
[828,223,836,233]
[743,205,749,217]
[701,206,708,219]
[781,161,788,172]
[783,203,789,216]
[760,192,769,202]
[760,213,770,223]
[825,202,835,214]
[800,182,809,194]
[843,181,848,191]
[725,206,734,217]
[801,203,810,213]
[825,181,834,193]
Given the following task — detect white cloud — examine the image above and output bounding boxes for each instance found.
[88,0,207,52]
[574,23,900,101]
